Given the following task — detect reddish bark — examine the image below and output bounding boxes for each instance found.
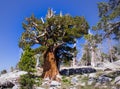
[42,51,59,80]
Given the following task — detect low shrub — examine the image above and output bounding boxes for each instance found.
[19,74,35,89]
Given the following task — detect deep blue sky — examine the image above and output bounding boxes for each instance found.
[0,0,106,71]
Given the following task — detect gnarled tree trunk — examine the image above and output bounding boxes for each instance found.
[42,50,59,80]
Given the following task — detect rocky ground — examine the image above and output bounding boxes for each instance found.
[37,69,120,89]
[1,60,120,89]
[0,70,27,89]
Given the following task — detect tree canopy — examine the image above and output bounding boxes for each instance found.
[93,0,120,40]
[19,9,89,61]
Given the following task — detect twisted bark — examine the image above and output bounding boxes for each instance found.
[42,51,59,80]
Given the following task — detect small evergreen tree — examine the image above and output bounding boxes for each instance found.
[19,74,35,89]
[18,46,36,73]
[81,43,91,66]
[18,46,36,89]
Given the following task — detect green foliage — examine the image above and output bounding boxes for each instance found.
[19,74,35,89]
[18,46,36,89]
[47,39,54,45]
[91,0,120,63]
[18,46,36,73]
[81,43,91,61]
[84,34,94,42]
[39,54,44,67]
[101,52,109,58]
[34,46,48,54]
[19,73,42,89]
[62,76,70,84]
[81,76,89,83]
[35,77,42,86]
[95,0,120,40]
[63,60,71,67]
[19,9,89,63]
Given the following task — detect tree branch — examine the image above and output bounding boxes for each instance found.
[103,21,120,38]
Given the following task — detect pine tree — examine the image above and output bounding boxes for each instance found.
[18,46,36,89]
[82,33,103,67]
[18,46,36,73]
[93,0,120,62]
[94,0,120,39]
[19,9,89,80]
